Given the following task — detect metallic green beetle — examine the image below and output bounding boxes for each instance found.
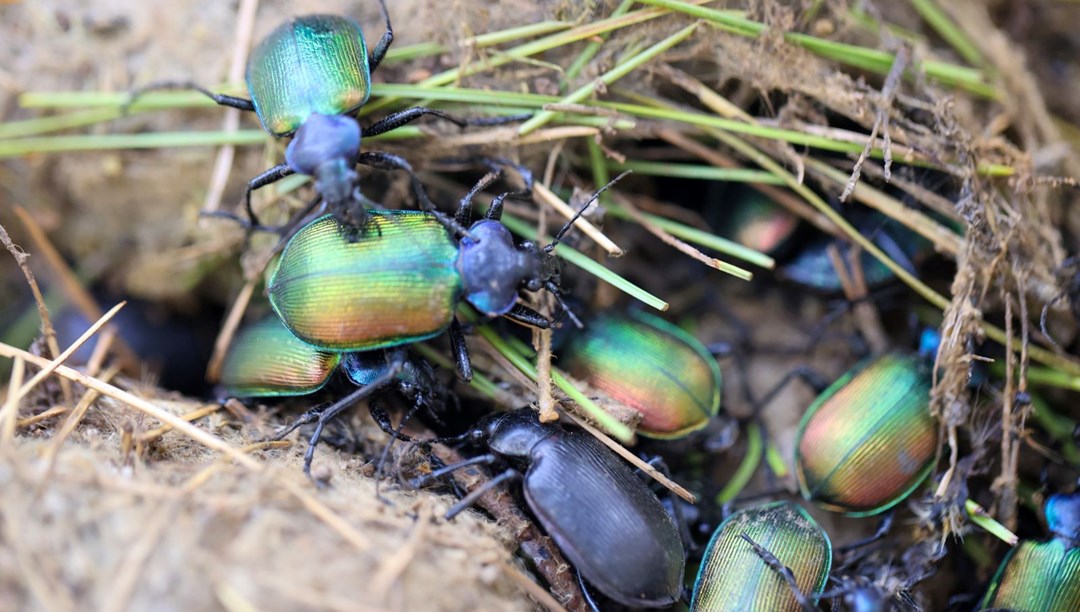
[980,491,1080,611]
[128,3,484,228]
[219,316,343,397]
[722,188,800,257]
[691,501,832,611]
[267,172,605,381]
[794,330,939,515]
[559,310,722,438]
[219,315,443,477]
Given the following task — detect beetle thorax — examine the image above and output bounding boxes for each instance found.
[483,410,555,458]
[285,113,361,177]
[457,220,541,316]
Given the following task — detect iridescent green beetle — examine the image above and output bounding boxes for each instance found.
[219,316,443,476]
[559,310,722,438]
[980,491,1080,611]
[794,330,939,515]
[219,316,343,397]
[722,188,800,257]
[128,3,490,228]
[691,501,832,611]
[268,174,612,382]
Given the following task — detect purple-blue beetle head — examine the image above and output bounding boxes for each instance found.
[1046,491,1080,543]
[286,113,361,208]
[456,219,545,316]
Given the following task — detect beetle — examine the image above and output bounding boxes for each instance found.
[793,329,939,515]
[778,213,929,294]
[128,4,515,229]
[557,309,722,439]
[715,187,801,258]
[267,170,621,382]
[219,315,444,477]
[412,408,686,608]
[691,501,832,612]
[979,490,1080,611]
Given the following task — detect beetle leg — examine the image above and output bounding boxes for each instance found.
[293,359,405,482]
[503,303,551,329]
[123,80,255,115]
[408,453,499,489]
[356,150,477,239]
[576,568,603,612]
[198,210,283,235]
[242,163,295,228]
[429,156,534,222]
[364,107,468,135]
[836,511,895,554]
[367,0,394,74]
[368,402,413,442]
[544,281,584,329]
[373,395,422,505]
[454,169,502,226]
[1040,292,1066,353]
[273,402,330,441]
[448,318,473,382]
[755,365,831,415]
[364,108,531,137]
[444,468,521,521]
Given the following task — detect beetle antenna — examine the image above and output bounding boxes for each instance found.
[408,453,498,489]
[545,281,584,329]
[544,171,630,253]
[740,533,817,612]
[1040,294,1065,353]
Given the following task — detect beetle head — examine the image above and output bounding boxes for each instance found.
[482,408,552,458]
[458,220,542,317]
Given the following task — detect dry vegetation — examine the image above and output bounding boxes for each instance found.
[2,0,1080,610]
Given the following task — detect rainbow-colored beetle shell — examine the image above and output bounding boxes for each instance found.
[247,15,373,137]
[560,310,722,438]
[980,491,1080,611]
[219,316,341,397]
[795,352,937,515]
[268,211,462,352]
[726,190,800,256]
[691,501,832,611]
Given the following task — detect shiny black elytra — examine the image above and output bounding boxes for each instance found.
[413,408,686,608]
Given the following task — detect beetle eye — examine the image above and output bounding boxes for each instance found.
[525,278,543,292]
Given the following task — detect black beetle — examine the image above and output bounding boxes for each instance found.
[413,408,686,608]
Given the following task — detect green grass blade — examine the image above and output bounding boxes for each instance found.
[716,421,763,504]
[499,214,669,311]
[907,0,985,68]
[604,205,775,269]
[611,160,785,184]
[475,326,633,441]
[518,22,698,135]
[0,131,269,157]
[634,0,998,98]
